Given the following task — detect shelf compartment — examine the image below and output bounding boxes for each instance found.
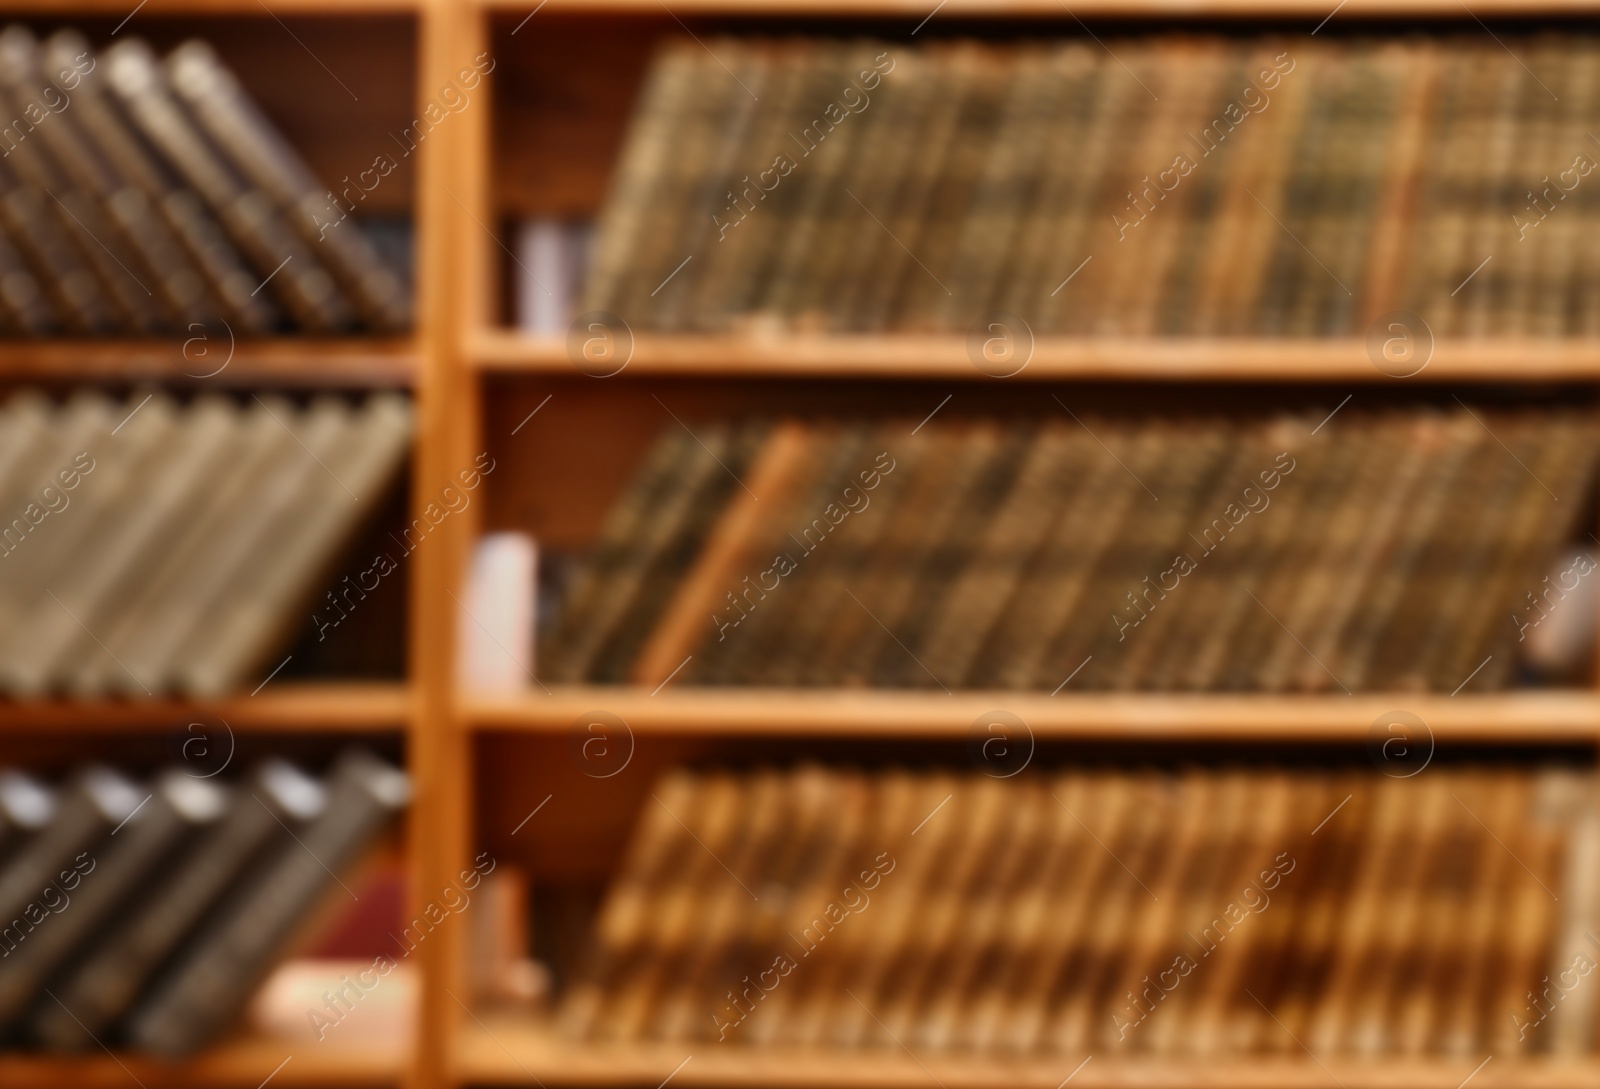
[470,333,1600,383]
[0,681,411,732]
[463,687,1600,742]
[457,1017,1600,1088]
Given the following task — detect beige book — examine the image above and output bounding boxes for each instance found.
[0,392,186,695]
[80,397,311,695]
[175,394,412,695]
[0,392,118,689]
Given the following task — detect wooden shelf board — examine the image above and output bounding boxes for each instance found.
[0,0,415,12]
[463,687,1600,741]
[0,681,411,731]
[0,338,416,387]
[0,1031,399,1089]
[496,0,1600,16]
[471,332,1600,382]
[458,1017,1599,1088]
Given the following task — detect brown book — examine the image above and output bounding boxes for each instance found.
[165,41,409,331]
[102,38,353,332]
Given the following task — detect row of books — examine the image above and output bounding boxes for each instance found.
[558,763,1599,1056]
[540,407,1597,692]
[0,388,411,697]
[0,750,407,1055]
[582,35,1599,336]
[0,26,408,336]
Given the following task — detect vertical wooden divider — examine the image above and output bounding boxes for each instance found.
[409,2,485,1088]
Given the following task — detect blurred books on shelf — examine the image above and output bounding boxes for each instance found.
[564,34,1600,337]
[0,749,407,1056]
[538,406,1599,692]
[0,25,409,338]
[0,388,412,698]
[555,762,1600,1058]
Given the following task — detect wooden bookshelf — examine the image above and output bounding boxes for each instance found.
[9,1,1600,1088]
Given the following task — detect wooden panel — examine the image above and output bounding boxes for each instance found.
[503,0,1600,13]
[473,332,1600,382]
[0,1031,399,1089]
[458,1018,1600,1088]
[0,338,415,386]
[465,687,1600,742]
[0,681,411,731]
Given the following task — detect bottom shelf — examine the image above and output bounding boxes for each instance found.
[0,1030,400,1088]
[456,1017,1599,1088]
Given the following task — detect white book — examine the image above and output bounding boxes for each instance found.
[458,531,537,693]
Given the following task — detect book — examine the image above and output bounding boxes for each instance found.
[126,750,409,1056]
[543,405,1597,692]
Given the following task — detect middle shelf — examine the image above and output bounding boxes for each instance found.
[463,687,1600,741]
[472,333,1600,382]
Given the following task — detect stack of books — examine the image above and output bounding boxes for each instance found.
[0,749,408,1055]
[558,762,1600,1057]
[580,34,1597,336]
[0,25,408,336]
[0,388,412,697]
[540,406,1598,692]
